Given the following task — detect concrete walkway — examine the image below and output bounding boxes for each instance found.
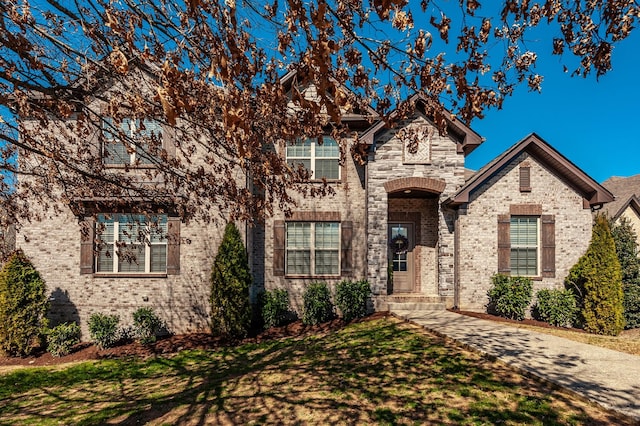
[392,309,640,422]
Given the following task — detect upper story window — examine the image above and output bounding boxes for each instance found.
[102,118,162,166]
[286,136,340,180]
[510,216,538,276]
[96,214,168,274]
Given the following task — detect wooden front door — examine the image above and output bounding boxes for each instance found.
[388,223,415,293]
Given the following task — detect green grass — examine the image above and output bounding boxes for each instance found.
[0,317,631,425]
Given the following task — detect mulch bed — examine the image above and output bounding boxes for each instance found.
[0,312,390,368]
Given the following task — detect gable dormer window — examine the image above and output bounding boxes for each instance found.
[102,118,162,166]
[286,136,340,180]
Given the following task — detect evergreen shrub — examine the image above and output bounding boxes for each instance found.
[46,322,81,357]
[302,282,334,325]
[210,222,252,339]
[259,289,291,330]
[0,250,49,356]
[610,217,640,329]
[566,215,625,335]
[335,279,370,322]
[88,313,121,349]
[534,289,578,328]
[132,307,163,344]
[487,274,533,320]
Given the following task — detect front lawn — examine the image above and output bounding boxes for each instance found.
[0,317,631,425]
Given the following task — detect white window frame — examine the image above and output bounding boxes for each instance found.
[510,216,540,276]
[286,136,341,180]
[102,118,161,166]
[95,214,168,274]
[285,221,340,276]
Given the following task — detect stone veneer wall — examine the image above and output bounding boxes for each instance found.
[367,114,466,297]
[258,138,368,313]
[456,152,593,311]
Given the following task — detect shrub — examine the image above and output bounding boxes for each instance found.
[46,322,81,357]
[534,289,578,328]
[566,215,625,335]
[260,289,291,329]
[302,282,334,325]
[88,313,120,349]
[610,217,640,329]
[132,307,163,344]
[0,250,49,356]
[487,274,533,320]
[335,279,371,322]
[210,222,252,339]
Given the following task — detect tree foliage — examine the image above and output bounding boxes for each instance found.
[0,250,49,356]
[210,222,252,338]
[610,217,640,329]
[566,215,625,335]
[0,1,638,223]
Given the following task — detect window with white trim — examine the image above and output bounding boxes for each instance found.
[96,214,168,273]
[286,136,340,180]
[102,118,162,165]
[286,222,340,275]
[510,216,539,276]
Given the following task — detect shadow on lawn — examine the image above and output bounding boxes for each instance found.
[0,317,634,425]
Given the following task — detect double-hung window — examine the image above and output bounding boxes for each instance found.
[103,118,162,165]
[510,216,538,276]
[286,222,340,275]
[286,136,340,180]
[96,214,168,274]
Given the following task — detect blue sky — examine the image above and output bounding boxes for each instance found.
[464,29,640,183]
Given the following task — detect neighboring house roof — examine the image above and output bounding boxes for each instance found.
[358,93,485,156]
[446,133,614,208]
[600,175,640,220]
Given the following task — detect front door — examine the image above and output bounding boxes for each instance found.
[388,223,415,293]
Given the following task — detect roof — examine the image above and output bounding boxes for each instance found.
[446,133,614,208]
[358,93,484,156]
[601,175,640,219]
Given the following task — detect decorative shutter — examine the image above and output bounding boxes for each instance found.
[541,215,555,278]
[273,220,285,276]
[341,221,353,277]
[80,217,95,275]
[497,215,511,274]
[166,217,181,275]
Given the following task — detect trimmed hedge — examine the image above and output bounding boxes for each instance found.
[88,313,120,349]
[260,289,292,329]
[335,279,370,322]
[302,282,334,325]
[46,322,81,357]
[534,289,578,328]
[487,274,533,321]
[132,307,163,344]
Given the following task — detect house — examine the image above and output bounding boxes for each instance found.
[14,71,614,336]
[601,175,640,244]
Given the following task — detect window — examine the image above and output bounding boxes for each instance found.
[286,136,340,180]
[96,214,168,274]
[510,216,538,276]
[285,222,340,275]
[103,118,162,165]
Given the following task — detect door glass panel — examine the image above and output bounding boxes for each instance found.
[390,225,409,272]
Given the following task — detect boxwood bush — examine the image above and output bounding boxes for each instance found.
[46,322,81,357]
[259,289,292,329]
[534,289,578,328]
[132,307,163,344]
[302,282,334,325]
[335,279,370,322]
[88,313,120,349]
[487,274,533,320]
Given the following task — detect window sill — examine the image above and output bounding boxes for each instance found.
[103,164,157,169]
[285,274,341,279]
[93,273,168,278]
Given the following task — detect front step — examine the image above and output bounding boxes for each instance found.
[376,294,452,312]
